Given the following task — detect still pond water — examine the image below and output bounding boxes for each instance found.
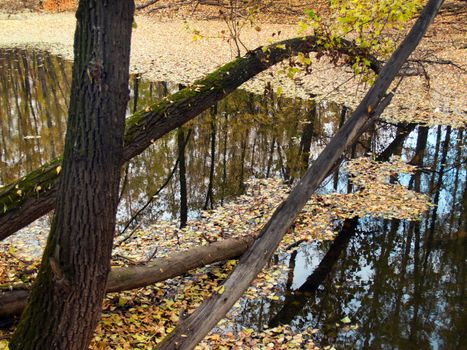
[0,48,465,349]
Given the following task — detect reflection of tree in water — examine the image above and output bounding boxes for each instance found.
[231,125,466,350]
[0,48,354,228]
[118,73,349,229]
[0,48,70,183]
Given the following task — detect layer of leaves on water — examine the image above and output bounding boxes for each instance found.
[0,157,431,349]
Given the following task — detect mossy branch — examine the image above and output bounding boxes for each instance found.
[0,34,380,240]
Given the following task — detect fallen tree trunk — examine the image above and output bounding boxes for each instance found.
[0,35,380,240]
[0,236,253,320]
[136,0,160,10]
[156,1,443,349]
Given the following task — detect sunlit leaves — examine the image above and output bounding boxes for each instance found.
[300,0,423,77]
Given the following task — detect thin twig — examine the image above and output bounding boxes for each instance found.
[145,247,159,263]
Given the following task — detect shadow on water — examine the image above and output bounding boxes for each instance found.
[0,48,465,349]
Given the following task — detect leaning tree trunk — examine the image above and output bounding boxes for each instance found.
[9,1,135,349]
[0,35,381,240]
[157,1,444,348]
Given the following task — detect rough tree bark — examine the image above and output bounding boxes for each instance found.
[0,35,381,240]
[8,1,135,349]
[157,1,444,348]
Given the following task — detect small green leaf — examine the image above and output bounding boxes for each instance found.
[276,86,283,97]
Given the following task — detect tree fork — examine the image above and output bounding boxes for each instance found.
[157,1,444,348]
[0,35,380,240]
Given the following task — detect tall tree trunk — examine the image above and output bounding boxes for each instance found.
[265,136,276,178]
[204,105,217,210]
[9,1,135,349]
[220,114,229,205]
[132,73,141,113]
[424,126,451,269]
[299,101,317,172]
[333,105,347,189]
[238,128,249,192]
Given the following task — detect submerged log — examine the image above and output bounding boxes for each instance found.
[0,35,380,240]
[156,1,443,348]
[0,236,253,320]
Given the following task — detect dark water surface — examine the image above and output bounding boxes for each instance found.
[0,48,465,349]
